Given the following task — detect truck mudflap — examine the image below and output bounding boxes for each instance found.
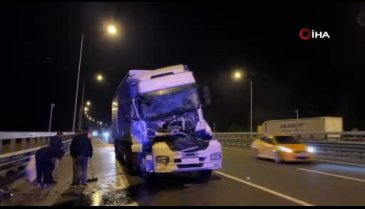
[146,139,222,173]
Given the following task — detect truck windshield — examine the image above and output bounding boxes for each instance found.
[140,85,200,121]
[274,136,300,144]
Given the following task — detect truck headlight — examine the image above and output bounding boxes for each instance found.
[210,152,222,161]
[278,146,293,153]
[307,146,315,153]
[156,156,169,164]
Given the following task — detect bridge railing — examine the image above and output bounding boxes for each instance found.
[0,132,75,177]
[214,132,365,159]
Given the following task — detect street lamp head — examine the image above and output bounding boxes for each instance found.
[233,70,243,80]
[96,74,104,82]
[107,25,117,35]
[86,101,91,106]
[84,107,89,112]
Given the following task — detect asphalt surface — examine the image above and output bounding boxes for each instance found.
[1,138,365,206]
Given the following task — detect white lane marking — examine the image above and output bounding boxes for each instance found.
[214,171,314,206]
[223,147,252,153]
[298,168,365,183]
[316,159,365,168]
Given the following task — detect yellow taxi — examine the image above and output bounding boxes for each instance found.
[251,134,315,163]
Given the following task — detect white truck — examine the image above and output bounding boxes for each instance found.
[111,64,222,181]
[259,117,343,140]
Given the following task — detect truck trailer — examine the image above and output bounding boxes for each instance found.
[260,117,343,140]
[111,64,222,181]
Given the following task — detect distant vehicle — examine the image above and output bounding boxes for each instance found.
[259,117,343,140]
[251,134,315,163]
[111,64,222,181]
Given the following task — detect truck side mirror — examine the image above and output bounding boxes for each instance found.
[199,86,211,107]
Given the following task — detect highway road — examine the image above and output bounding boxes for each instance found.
[1,138,365,206]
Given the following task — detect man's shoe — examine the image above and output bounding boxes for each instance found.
[50,180,57,184]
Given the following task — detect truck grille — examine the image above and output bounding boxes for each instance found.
[177,163,204,169]
[174,157,205,163]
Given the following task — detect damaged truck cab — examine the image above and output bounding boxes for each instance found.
[111,64,222,181]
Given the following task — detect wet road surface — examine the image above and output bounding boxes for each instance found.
[1,138,365,206]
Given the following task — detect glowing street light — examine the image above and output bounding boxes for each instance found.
[107,25,117,35]
[86,101,91,106]
[233,70,243,80]
[73,22,121,131]
[231,69,255,133]
[96,74,104,81]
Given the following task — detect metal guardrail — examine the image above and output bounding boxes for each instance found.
[0,132,75,154]
[214,132,365,159]
[0,132,75,176]
[214,132,365,142]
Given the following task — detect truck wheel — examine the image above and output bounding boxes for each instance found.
[198,170,212,181]
[115,151,122,161]
[120,146,135,174]
[138,154,155,183]
[114,142,122,160]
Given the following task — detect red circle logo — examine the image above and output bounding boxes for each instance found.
[299,28,311,41]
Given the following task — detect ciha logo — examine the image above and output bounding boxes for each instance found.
[299,28,330,41]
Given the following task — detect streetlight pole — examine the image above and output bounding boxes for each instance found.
[232,70,254,133]
[72,32,84,132]
[78,73,103,130]
[72,24,117,132]
[295,109,299,120]
[78,81,86,130]
[250,77,253,133]
[48,103,55,132]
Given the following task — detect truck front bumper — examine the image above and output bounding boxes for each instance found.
[147,139,222,173]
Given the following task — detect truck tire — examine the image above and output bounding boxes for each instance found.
[119,145,135,174]
[198,170,212,181]
[138,154,155,184]
[114,141,123,161]
[115,147,122,161]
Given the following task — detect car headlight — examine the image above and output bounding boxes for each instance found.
[307,146,315,153]
[156,156,169,164]
[210,152,222,161]
[278,146,293,153]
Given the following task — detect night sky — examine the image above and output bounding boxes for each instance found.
[0,2,365,132]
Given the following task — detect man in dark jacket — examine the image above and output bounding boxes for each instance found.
[70,128,93,186]
[49,131,64,183]
[35,146,63,188]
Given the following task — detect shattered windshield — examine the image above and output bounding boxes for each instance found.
[140,85,200,121]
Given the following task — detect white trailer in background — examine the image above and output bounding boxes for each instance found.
[260,117,343,140]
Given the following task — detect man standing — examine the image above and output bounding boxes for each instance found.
[49,131,64,183]
[70,128,93,186]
